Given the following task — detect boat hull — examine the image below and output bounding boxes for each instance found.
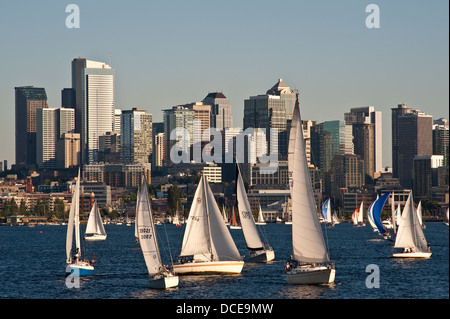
[84,234,107,241]
[286,266,335,285]
[172,260,244,275]
[149,275,179,289]
[392,252,431,258]
[249,249,275,263]
[66,263,94,276]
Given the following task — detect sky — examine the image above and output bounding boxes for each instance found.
[0,0,448,168]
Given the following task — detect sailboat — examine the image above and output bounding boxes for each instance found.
[172,175,244,275]
[370,192,392,239]
[321,199,333,226]
[136,176,179,288]
[84,201,107,241]
[285,93,335,285]
[229,206,242,229]
[236,164,274,263]
[66,169,95,276]
[392,192,431,258]
[255,205,266,226]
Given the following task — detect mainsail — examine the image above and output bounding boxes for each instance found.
[394,192,428,252]
[136,176,162,276]
[291,94,329,264]
[66,169,81,263]
[180,176,242,262]
[236,165,264,251]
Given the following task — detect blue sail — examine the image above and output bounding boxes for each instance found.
[372,192,391,234]
[322,199,329,221]
[322,198,331,222]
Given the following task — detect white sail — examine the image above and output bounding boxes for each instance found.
[136,176,162,276]
[85,202,107,237]
[236,165,264,250]
[291,96,329,264]
[416,200,423,226]
[66,169,81,263]
[257,205,265,224]
[394,192,428,252]
[180,176,242,262]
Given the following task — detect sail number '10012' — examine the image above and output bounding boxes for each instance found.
[139,227,153,240]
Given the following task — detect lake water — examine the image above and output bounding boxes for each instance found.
[0,222,448,301]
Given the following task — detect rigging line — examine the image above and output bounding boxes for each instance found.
[162,221,175,267]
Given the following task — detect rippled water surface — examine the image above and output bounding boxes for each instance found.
[0,222,448,299]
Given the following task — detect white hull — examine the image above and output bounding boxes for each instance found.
[255,222,266,226]
[229,225,242,229]
[84,234,107,241]
[392,252,431,258]
[149,275,179,289]
[172,260,244,275]
[248,249,275,263]
[286,266,335,285]
[66,262,94,276]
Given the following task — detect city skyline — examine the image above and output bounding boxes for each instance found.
[1,1,448,167]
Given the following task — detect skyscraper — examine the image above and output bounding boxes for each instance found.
[121,108,153,164]
[244,79,294,157]
[396,110,433,188]
[391,104,414,178]
[345,106,382,172]
[15,86,48,167]
[310,120,353,173]
[202,92,233,131]
[36,107,75,169]
[163,106,194,165]
[72,58,115,164]
[433,119,449,167]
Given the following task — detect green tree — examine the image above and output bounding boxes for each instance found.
[167,185,181,216]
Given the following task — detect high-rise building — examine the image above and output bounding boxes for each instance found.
[185,102,211,143]
[244,79,293,157]
[310,120,353,173]
[391,104,414,178]
[396,110,433,188]
[114,109,122,133]
[36,107,75,169]
[433,120,449,167]
[345,106,382,172]
[15,86,48,167]
[413,155,444,199]
[61,88,76,109]
[352,123,375,184]
[72,58,115,164]
[56,133,80,168]
[153,132,165,169]
[202,92,233,131]
[330,154,365,198]
[163,106,194,165]
[265,78,296,120]
[121,108,153,164]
